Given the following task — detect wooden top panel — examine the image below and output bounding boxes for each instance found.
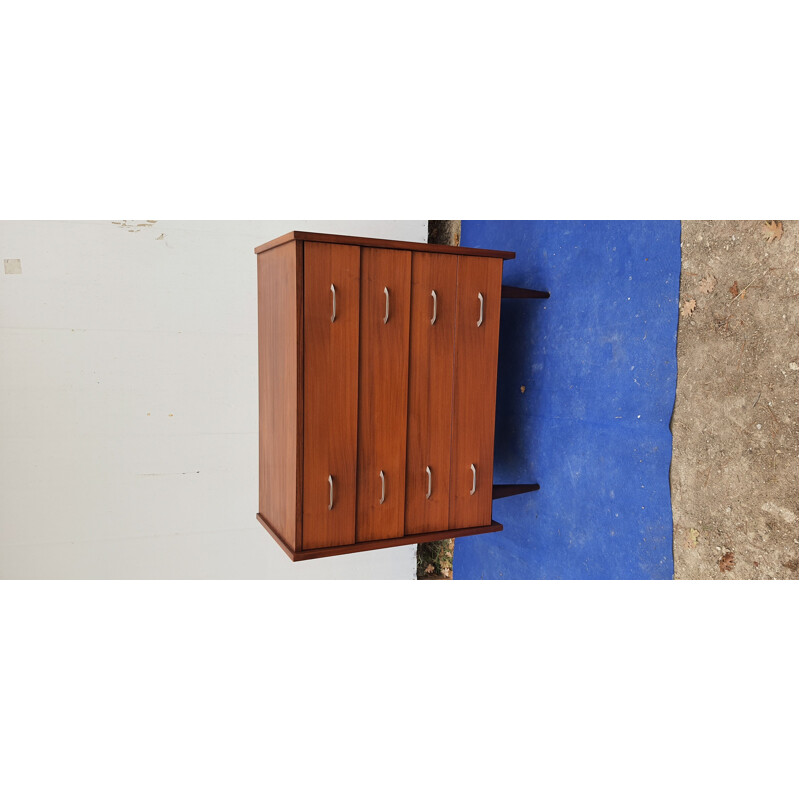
[254,230,515,260]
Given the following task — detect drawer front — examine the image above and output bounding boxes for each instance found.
[449,256,503,529]
[404,252,457,535]
[356,248,412,542]
[302,242,360,550]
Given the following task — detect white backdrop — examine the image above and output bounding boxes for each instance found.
[0,220,426,578]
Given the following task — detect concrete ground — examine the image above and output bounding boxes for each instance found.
[672,221,799,579]
[427,220,799,580]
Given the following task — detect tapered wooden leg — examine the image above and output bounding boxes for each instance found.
[501,286,550,299]
[493,289,545,503]
[492,484,540,499]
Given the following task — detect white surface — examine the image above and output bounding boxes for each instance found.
[0,220,426,578]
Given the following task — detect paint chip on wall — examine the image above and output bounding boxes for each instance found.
[4,259,22,274]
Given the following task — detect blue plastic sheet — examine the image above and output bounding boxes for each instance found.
[453,221,680,579]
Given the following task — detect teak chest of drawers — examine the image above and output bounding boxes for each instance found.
[256,231,543,561]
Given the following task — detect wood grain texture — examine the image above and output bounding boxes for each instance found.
[302,242,360,549]
[257,512,502,561]
[404,252,458,535]
[449,256,503,530]
[257,234,514,562]
[257,242,299,551]
[501,285,550,299]
[255,231,515,260]
[294,242,305,549]
[356,247,411,542]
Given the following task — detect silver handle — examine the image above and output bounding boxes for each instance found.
[379,470,385,504]
[426,466,432,499]
[330,284,336,323]
[477,292,484,327]
[470,464,477,495]
[431,290,437,325]
[383,287,390,324]
[328,475,333,510]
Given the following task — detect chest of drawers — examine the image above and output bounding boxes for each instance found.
[255,231,527,561]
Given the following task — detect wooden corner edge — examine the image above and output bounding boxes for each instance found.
[256,513,298,561]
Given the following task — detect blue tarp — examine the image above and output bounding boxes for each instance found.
[453,221,680,579]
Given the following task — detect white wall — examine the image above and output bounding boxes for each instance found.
[0,220,426,578]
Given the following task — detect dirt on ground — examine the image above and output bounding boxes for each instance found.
[672,220,799,580]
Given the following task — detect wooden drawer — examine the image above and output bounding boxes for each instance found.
[302,242,360,549]
[404,252,457,535]
[356,248,411,542]
[449,256,503,529]
[255,232,517,561]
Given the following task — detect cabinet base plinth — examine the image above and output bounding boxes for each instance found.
[256,513,502,562]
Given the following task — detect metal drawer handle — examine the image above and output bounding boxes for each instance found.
[426,466,432,499]
[383,287,390,324]
[477,292,484,327]
[328,475,334,510]
[379,470,385,504]
[470,464,477,495]
[431,290,437,325]
[330,284,336,323]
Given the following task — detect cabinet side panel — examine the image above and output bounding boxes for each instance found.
[356,247,412,542]
[258,242,299,551]
[404,252,457,535]
[449,256,503,529]
[302,242,360,549]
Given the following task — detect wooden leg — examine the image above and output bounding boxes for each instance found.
[501,286,550,299]
[492,291,545,502]
[492,484,540,499]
